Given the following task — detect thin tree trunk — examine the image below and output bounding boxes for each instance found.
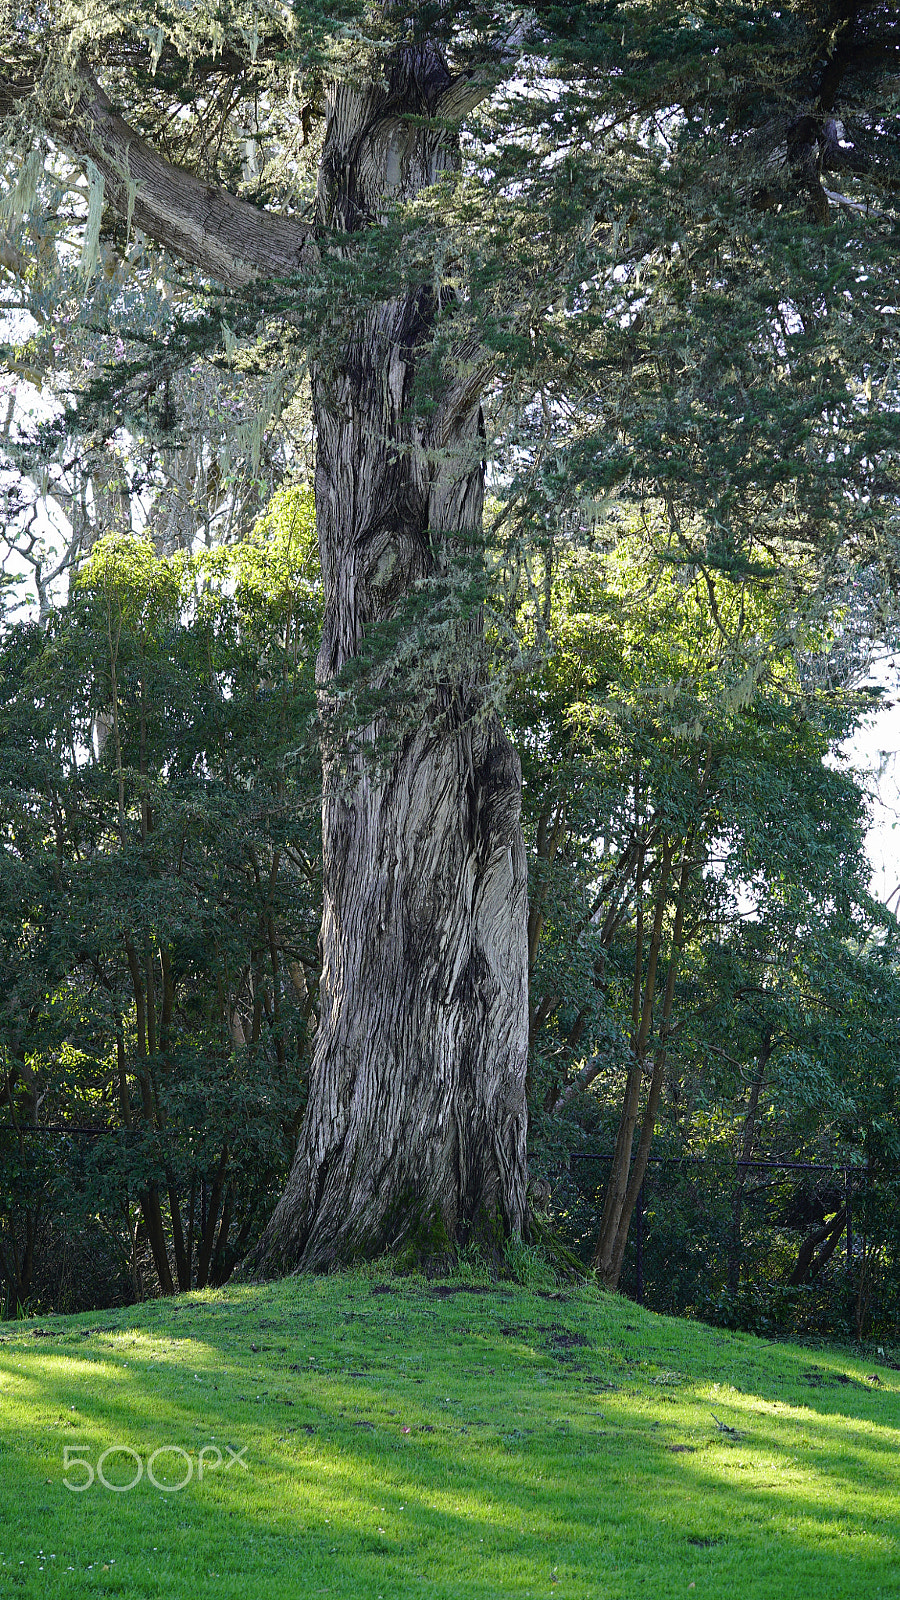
[196,1145,229,1291]
[253,45,528,1273]
[166,1171,190,1291]
[726,1031,772,1293]
[209,1191,234,1286]
[123,946,175,1295]
[592,837,669,1279]
[788,1207,847,1286]
[131,1178,172,1297]
[527,798,566,1045]
[593,844,689,1287]
[597,851,691,1288]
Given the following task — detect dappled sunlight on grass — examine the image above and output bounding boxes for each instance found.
[0,1276,898,1597]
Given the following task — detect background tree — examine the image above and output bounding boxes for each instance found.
[506,514,892,1287]
[0,491,322,1306]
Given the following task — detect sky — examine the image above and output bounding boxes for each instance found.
[841,682,900,910]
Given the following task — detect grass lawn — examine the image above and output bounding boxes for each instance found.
[0,1266,898,1598]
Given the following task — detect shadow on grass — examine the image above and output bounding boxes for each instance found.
[0,1278,898,1598]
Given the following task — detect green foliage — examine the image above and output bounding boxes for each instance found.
[0,496,323,1309]
[514,513,900,1328]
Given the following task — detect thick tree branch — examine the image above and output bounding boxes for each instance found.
[551,1053,606,1116]
[53,70,318,288]
[437,19,527,122]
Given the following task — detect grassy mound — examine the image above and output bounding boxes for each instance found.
[0,1269,897,1597]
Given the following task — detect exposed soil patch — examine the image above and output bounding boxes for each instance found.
[548,1330,589,1349]
[429,1284,498,1299]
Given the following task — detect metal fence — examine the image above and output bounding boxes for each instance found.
[567,1152,867,1304]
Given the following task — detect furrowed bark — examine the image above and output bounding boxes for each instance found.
[55,71,317,287]
[252,46,529,1272]
[256,710,529,1269]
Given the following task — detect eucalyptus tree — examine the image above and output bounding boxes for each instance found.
[1,1,898,1272]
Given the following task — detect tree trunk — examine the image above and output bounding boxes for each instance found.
[726,1031,772,1293]
[593,844,690,1288]
[253,48,528,1272]
[45,37,528,1277]
[788,1206,847,1286]
[591,838,667,1284]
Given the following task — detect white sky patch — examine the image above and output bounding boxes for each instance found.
[838,660,900,908]
[0,322,72,613]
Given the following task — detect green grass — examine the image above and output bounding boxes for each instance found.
[0,1267,898,1598]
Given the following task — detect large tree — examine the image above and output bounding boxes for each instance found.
[1,1,898,1271]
